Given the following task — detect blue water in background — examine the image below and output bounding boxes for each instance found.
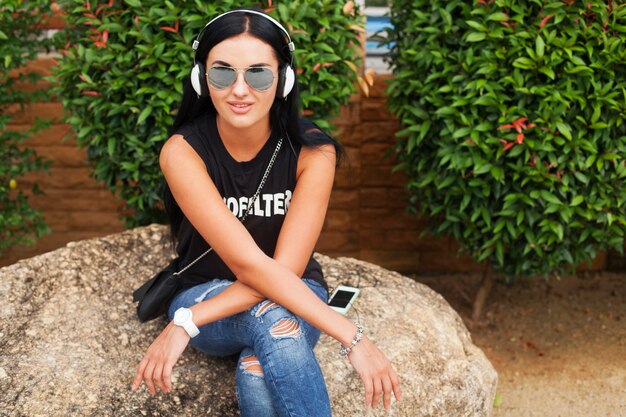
[367,16,391,33]
[366,15,392,55]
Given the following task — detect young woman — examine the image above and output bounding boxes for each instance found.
[131,8,401,416]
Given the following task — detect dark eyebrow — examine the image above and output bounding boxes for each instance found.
[210,60,272,67]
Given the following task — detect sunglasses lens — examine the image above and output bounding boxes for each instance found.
[208,67,237,89]
[244,67,274,91]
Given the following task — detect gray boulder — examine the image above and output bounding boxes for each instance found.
[0,224,497,417]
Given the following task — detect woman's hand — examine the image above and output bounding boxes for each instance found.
[347,334,402,410]
[132,323,190,395]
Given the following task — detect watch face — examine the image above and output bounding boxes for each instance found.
[174,308,191,324]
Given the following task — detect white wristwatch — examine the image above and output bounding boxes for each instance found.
[173,307,200,338]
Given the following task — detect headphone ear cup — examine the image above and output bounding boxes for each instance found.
[190,62,209,97]
[281,65,295,99]
[276,65,295,99]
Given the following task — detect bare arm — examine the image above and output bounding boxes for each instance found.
[133,135,401,408]
[186,142,336,323]
[157,136,353,342]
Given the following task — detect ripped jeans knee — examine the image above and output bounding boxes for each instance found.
[249,300,303,339]
[240,354,264,378]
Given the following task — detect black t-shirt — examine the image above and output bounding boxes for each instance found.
[173,113,329,291]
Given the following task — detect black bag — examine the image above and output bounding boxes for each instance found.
[132,258,182,323]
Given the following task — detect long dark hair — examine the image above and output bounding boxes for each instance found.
[163,7,343,245]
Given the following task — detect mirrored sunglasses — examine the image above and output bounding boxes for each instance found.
[207,66,275,91]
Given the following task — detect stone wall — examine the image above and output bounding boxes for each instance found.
[2,24,617,271]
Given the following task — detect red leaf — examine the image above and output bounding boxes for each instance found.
[82,91,100,96]
[94,41,107,48]
[503,142,515,151]
[86,0,91,11]
[498,124,514,130]
[516,133,524,144]
[161,26,178,33]
[102,29,109,43]
[83,13,97,19]
[539,14,554,28]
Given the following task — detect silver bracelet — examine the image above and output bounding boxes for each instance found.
[339,323,364,357]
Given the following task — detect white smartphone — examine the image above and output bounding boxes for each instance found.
[328,285,360,315]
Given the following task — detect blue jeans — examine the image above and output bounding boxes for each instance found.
[168,278,332,417]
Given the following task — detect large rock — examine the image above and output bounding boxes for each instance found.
[0,225,497,417]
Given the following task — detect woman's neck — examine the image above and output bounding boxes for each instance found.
[216,115,271,162]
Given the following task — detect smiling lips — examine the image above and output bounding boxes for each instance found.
[228,101,253,114]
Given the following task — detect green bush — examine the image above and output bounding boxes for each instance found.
[0,1,52,255]
[53,0,364,227]
[386,0,626,276]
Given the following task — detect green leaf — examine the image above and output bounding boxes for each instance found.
[466,20,487,31]
[539,66,555,80]
[555,122,572,140]
[137,106,152,124]
[540,190,562,205]
[487,12,509,22]
[536,35,545,59]
[574,172,589,184]
[107,138,116,157]
[552,223,564,241]
[513,57,534,69]
[466,32,486,42]
[570,196,584,206]
[474,163,493,175]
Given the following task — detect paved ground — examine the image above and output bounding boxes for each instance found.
[413,271,626,417]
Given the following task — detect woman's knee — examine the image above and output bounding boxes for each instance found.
[249,298,322,348]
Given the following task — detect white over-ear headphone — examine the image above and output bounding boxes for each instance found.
[190,9,296,99]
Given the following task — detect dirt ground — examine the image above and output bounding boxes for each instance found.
[412,271,626,417]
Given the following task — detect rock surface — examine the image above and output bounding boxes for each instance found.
[0,225,497,417]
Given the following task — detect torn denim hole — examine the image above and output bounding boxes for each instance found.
[240,355,264,378]
[193,282,231,303]
[254,300,279,318]
[270,318,302,339]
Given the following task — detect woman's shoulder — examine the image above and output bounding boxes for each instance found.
[295,118,337,175]
[160,133,202,173]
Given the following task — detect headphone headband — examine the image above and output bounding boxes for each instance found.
[189,9,296,99]
[192,9,295,54]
